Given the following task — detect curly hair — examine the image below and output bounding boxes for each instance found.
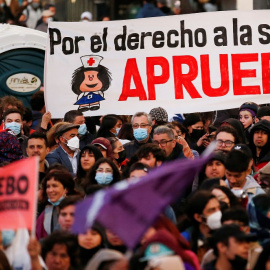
[0,96,25,118]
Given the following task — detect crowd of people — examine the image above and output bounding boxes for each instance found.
[0,0,105,32]
[0,0,269,269]
[0,91,269,270]
[0,0,223,33]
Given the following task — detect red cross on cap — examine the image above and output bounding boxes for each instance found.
[80,55,103,68]
[87,57,95,66]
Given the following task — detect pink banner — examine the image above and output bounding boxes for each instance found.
[0,157,39,230]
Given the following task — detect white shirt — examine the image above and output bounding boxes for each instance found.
[60,145,79,174]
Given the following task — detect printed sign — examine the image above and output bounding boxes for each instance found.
[0,158,39,230]
[45,10,270,117]
[6,73,41,93]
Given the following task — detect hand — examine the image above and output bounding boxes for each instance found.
[41,111,51,129]
[28,237,43,270]
[177,136,183,144]
[197,133,209,147]
[202,138,210,148]
[27,237,41,259]
[22,0,28,6]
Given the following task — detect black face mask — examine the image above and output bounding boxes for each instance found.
[115,149,126,164]
[228,255,248,270]
[190,129,205,140]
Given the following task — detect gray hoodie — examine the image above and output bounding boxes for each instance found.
[225,175,265,202]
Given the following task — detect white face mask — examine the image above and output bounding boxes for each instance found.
[46,17,53,24]
[206,210,222,230]
[64,136,80,151]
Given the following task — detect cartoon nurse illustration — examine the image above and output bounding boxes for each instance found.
[71,55,112,111]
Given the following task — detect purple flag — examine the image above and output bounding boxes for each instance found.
[73,154,211,249]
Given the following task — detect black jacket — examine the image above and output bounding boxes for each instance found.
[249,120,270,166]
[166,142,185,162]
[124,137,152,159]
[79,131,94,149]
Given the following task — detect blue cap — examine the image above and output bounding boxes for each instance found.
[140,243,174,261]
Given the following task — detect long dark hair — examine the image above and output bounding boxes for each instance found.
[97,114,122,138]
[211,185,240,207]
[88,158,121,187]
[118,123,134,140]
[185,190,216,254]
[77,145,103,179]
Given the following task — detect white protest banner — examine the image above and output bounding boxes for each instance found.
[45,10,270,118]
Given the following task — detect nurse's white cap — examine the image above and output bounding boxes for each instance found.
[80,55,103,68]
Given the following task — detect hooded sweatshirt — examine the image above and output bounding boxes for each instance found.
[222,118,247,144]
[249,120,270,170]
[225,174,265,202]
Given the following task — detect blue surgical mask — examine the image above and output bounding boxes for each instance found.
[115,128,121,136]
[2,230,15,247]
[133,128,148,141]
[31,2,39,9]
[95,172,113,185]
[78,123,87,135]
[5,122,21,135]
[48,196,65,206]
[111,127,121,136]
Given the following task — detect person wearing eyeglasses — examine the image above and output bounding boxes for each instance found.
[124,112,153,159]
[215,125,240,154]
[167,123,194,159]
[153,125,185,162]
